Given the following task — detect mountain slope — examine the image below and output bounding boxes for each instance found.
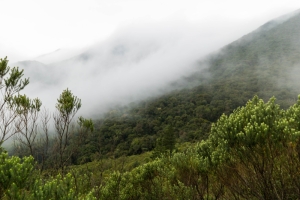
[72,10,300,161]
[13,24,212,115]
[208,9,300,90]
[11,11,300,163]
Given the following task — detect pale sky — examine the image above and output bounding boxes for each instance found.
[0,0,299,63]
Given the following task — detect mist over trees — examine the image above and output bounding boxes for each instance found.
[2,8,300,200]
[0,57,94,172]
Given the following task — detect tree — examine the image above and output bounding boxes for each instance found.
[14,95,42,156]
[35,107,51,171]
[0,57,29,143]
[152,125,176,158]
[69,116,94,164]
[53,88,81,172]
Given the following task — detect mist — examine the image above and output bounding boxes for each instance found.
[9,5,300,121]
[13,19,245,118]
[2,7,299,151]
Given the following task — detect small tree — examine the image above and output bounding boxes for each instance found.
[36,107,51,171]
[53,88,81,172]
[152,125,176,158]
[0,57,29,143]
[70,116,94,164]
[14,95,42,156]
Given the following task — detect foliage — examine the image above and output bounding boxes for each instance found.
[0,152,34,199]
[0,57,94,172]
[0,57,30,142]
[94,95,300,199]
[5,90,300,198]
[152,125,176,158]
[14,95,42,156]
[3,11,300,199]
[53,88,82,158]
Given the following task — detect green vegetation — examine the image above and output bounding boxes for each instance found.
[151,125,176,158]
[3,95,300,199]
[2,9,300,199]
[67,12,300,162]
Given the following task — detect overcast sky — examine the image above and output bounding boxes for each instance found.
[0,0,299,63]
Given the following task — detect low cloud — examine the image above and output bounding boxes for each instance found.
[15,20,253,117]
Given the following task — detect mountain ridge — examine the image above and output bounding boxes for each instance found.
[77,9,300,159]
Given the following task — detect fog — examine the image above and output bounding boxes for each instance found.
[6,7,299,120]
[13,19,246,118]
[0,1,298,152]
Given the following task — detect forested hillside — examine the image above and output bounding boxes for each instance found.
[71,10,300,163]
[2,9,300,199]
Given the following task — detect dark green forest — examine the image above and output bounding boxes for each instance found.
[2,10,300,199]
